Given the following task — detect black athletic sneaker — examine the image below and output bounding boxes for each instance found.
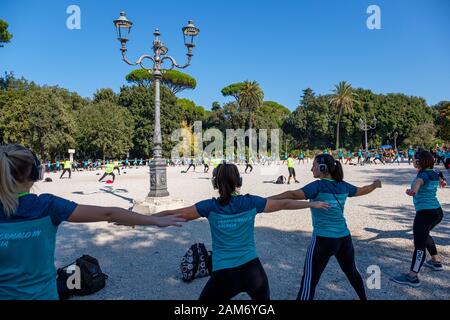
[424,260,444,271]
[391,273,421,287]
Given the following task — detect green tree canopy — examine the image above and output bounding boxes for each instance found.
[404,123,438,149]
[329,81,358,150]
[239,81,264,137]
[211,101,221,111]
[0,88,77,160]
[176,98,206,125]
[434,101,450,142]
[283,88,435,151]
[118,84,183,158]
[76,101,134,160]
[0,19,13,47]
[125,69,196,95]
[221,82,245,105]
[93,88,118,104]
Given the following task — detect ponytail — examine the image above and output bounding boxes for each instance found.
[0,144,35,216]
[331,160,344,182]
[216,163,242,206]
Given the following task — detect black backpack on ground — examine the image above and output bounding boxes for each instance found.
[275,175,287,184]
[180,243,212,282]
[56,255,108,300]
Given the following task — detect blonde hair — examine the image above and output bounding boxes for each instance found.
[0,144,35,216]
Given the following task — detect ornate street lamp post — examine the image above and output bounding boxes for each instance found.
[387,131,399,150]
[393,131,398,150]
[359,117,377,153]
[113,12,199,200]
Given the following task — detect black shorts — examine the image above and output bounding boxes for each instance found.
[288,167,295,176]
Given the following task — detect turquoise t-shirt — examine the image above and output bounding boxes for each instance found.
[445,151,450,160]
[195,194,267,272]
[412,170,441,211]
[301,179,358,238]
[0,194,77,300]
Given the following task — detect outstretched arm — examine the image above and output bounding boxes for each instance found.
[267,190,306,200]
[406,179,424,196]
[354,180,382,197]
[263,199,329,213]
[438,172,447,188]
[68,205,186,227]
[152,205,201,221]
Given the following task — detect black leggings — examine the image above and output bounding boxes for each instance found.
[199,258,270,301]
[408,155,413,165]
[373,158,385,165]
[288,167,296,178]
[245,164,253,173]
[186,164,196,172]
[60,169,71,179]
[99,172,115,182]
[411,208,443,273]
[297,235,367,300]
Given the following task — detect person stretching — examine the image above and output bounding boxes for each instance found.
[269,154,382,300]
[391,150,446,287]
[153,162,329,300]
[0,144,184,300]
[287,154,299,184]
[59,159,72,179]
[245,158,253,174]
[98,161,116,183]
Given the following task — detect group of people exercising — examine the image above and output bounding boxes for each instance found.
[0,143,446,300]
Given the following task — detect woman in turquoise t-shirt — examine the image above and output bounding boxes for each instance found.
[391,150,446,287]
[269,154,382,300]
[0,144,184,300]
[154,162,329,301]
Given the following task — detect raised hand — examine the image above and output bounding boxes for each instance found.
[373,179,382,188]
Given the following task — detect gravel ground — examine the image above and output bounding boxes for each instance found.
[34,161,449,300]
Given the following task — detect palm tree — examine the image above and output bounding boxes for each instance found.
[329,81,358,150]
[239,81,264,157]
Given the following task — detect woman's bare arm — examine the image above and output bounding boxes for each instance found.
[354,180,382,197]
[267,190,306,201]
[68,205,186,227]
[263,199,329,213]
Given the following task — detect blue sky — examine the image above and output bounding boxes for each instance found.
[1,0,449,110]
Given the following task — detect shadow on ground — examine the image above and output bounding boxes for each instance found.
[55,214,450,300]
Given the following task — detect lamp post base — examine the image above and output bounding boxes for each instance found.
[147,157,170,197]
[132,196,184,215]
